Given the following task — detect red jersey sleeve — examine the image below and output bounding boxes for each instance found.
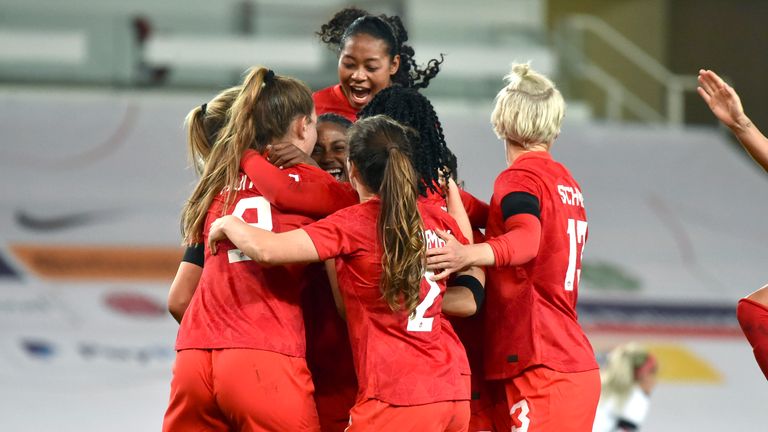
[301,207,360,261]
[485,214,541,266]
[240,149,358,218]
[485,168,544,266]
[494,168,542,201]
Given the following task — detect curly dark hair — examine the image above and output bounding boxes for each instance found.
[317,7,443,90]
[358,85,457,197]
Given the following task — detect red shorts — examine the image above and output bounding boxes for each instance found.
[468,379,495,432]
[490,367,600,432]
[162,348,320,432]
[346,398,470,432]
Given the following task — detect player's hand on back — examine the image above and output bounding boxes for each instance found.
[426,229,471,280]
[208,215,238,255]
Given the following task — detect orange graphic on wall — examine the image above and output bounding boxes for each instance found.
[10,244,184,281]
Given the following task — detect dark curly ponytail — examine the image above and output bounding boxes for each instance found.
[359,86,457,197]
[317,7,443,90]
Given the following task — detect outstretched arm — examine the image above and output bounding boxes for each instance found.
[427,211,541,281]
[698,69,768,172]
[445,178,473,243]
[208,215,320,265]
[241,150,358,218]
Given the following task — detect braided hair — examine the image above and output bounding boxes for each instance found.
[358,86,457,197]
[317,7,443,90]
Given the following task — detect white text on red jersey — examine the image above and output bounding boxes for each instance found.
[557,185,584,208]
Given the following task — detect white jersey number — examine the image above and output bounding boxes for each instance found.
[510,399,531,432]
[407,270,440,332]
[227,196,273,263]
[564,218,587,291]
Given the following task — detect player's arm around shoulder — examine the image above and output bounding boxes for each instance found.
[208,215,320,265]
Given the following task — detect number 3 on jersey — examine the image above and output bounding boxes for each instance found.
[564,218,587,291]
[227,196,273,263]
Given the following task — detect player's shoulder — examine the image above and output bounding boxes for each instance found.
[312,84,342,107]
[494,163,543,188]
[418,201,456,228]
[312,84,334,99]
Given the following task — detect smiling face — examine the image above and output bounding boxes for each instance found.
[312,121,349,182]
[338,33,400,110]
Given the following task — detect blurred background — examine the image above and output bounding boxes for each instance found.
[0,0,766,430]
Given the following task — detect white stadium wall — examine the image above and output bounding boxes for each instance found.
[0,88,766,430]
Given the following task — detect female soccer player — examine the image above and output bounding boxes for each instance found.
[208,115,482,431]
[698,68,768,379]
[167,85,240,324]
[162,67,322,431]
[313,7,443,121]
[592,343,658,432]
[357,85,493,429]
[426,63,601,431]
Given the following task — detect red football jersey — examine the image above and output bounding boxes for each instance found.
[313,84,358,123]
[303,199,471,406]
[483,151,597,379]
[175,167,319,356]
[420,186,489,230]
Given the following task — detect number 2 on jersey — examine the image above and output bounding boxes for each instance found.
[407,270,440,332]
[227,196,273,263]
[564,218,587,291]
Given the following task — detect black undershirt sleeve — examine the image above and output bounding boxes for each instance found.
[500,192,540,220]
[182,243,204,268]
[616,418,639,431]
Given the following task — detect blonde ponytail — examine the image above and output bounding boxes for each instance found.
[180,67,313,244]
[183,86,241,176]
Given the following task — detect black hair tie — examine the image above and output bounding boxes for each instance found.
[199,103,207,118]
[264,69,276,84]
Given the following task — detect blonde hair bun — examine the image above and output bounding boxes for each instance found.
[491,62,565,145]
